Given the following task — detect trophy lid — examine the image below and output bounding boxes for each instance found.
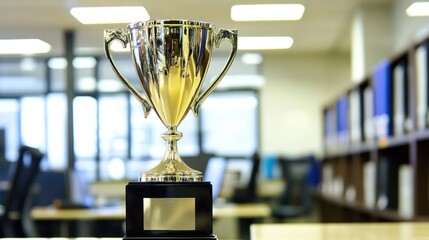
[127,19,214,30]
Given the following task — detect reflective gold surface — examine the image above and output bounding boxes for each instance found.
[104,20,237,182]
[143,198,195,230]
[129,21,209,127]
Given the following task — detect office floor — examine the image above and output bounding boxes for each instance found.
[214,203,321,240]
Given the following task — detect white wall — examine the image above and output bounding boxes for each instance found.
[259,53,351,158]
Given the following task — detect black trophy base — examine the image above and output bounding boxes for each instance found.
[125,182,217,240]
[123,234,217,240]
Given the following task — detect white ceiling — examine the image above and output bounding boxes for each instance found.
[0,0,394,56]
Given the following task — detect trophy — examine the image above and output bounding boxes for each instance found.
[104,20,237,240]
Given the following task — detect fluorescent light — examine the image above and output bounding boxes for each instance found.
[20,57,37,71]
[48,58,67,69]
[47,57,97,69]
[70,6,150,24]
[406,2,429,16]
[231,4,305,21]
[77,77,97,91]
[218,74,265,90]
[73,57,97,69]
[241,53,263,64]
[238,37,293,50]
[98,79,125,92]
[0,39,51,54]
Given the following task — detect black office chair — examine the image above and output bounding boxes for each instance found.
[230,152,261,203]
[271,155,315,221]
[0,146,44,237]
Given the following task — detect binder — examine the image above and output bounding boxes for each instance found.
[363,160,376,208]
[349,89,361,144]
[415,43,429,130]
[398,164,414,218]
[336,95,348,144]
[393,60,408,136]
[377,157,399,210]
[324,107,338,152]
[373,60,392,138]
[363,86,374,142]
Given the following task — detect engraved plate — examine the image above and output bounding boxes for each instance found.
[143,198,195,230]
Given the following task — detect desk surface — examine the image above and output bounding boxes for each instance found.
[250,222,429,240]
[0,180,9,191]
[31,203,271,220]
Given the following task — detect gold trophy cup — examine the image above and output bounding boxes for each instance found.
[104,20,237,240]
[105,20,237,182]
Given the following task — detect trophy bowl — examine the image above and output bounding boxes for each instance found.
[104,20,237,182]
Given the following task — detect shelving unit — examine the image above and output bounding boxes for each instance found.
[319,36,429,222]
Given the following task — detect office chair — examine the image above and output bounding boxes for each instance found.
[230,152,261,203]
[271,155,315,221]
[0,146,44,237]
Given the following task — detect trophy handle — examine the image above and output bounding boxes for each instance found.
[192,29,238,116]
[104,28,152,117]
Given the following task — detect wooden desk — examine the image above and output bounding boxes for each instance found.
[31,203,271,220]
[31,205,125,220]
[250,222,429,240]
[31,203,270,238]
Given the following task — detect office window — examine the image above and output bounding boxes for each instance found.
[73,96,97,180]
[0,58,46,94]
[20,96,46,151]
[177,113,199,156]
[98,94,129,180]
[0,99,19,161]
[75,57,97,92]
[74,96,98,158]
[201,91,258,156]
[130,96,199,160]
[48,57,67,91]
[98,56,135,92]
[99,94,129,159]
[46,93,67,169]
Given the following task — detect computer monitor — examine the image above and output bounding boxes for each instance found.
[203,157,227,200]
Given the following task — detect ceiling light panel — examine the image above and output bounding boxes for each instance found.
[0,39,51,54]
[70,6,150,24]
[406,2,429,16]
[231,4,305,21]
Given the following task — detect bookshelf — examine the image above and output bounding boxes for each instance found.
[320,36,429,222]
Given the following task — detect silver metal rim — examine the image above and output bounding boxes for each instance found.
[127,19,214,30]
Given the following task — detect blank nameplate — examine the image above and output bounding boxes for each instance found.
[143,198,195,230]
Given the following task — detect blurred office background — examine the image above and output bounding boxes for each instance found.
[0,0,429,239]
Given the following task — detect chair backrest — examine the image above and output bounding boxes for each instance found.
[0,146,44,237]
[230,152,261,203]
[246,152,261,198]
[278,155,315,208]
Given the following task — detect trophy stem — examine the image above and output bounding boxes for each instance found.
[139,126,203,182]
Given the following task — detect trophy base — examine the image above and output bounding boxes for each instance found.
[125,182,216,240]
[123,234,217,240]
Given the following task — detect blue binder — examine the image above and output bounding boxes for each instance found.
[373,59,392,137]
[336,95,348,142]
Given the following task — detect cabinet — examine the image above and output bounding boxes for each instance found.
[319,36,429,222]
